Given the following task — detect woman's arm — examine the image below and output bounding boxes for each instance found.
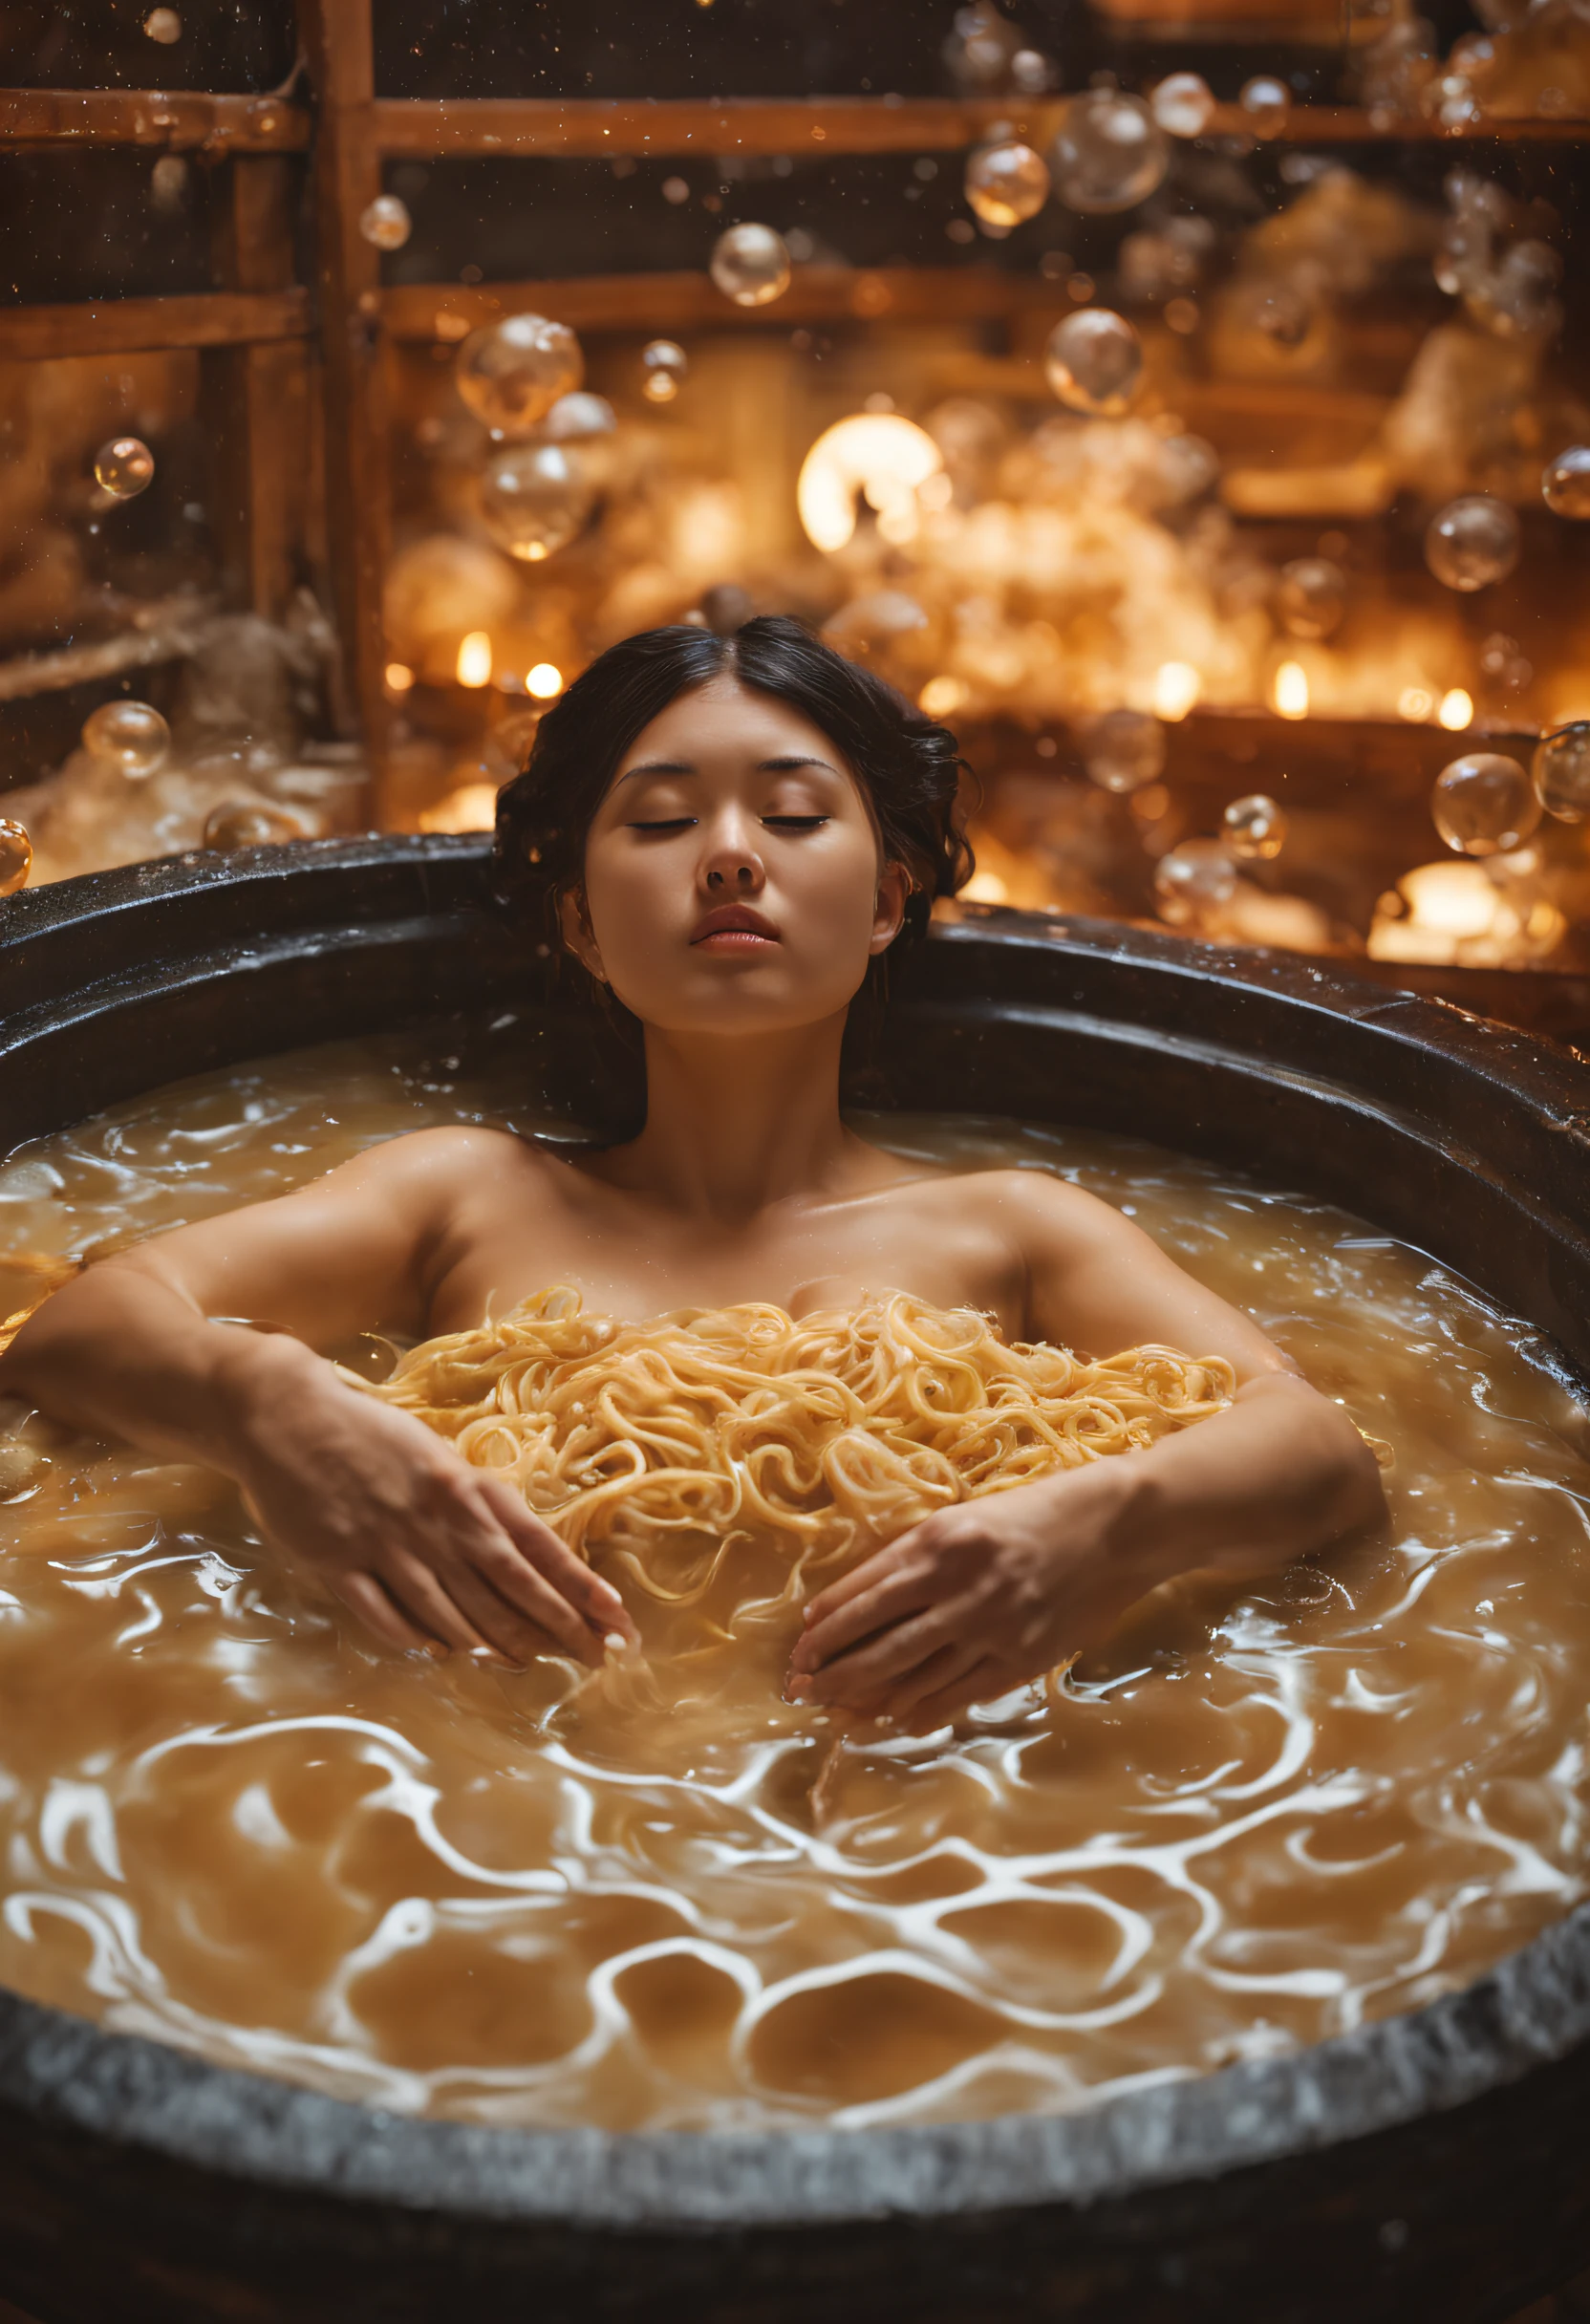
[0,1130,634,1668]
[789,1173,1386,1731]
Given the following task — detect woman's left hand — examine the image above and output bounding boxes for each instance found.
[786,1466,1148,1735]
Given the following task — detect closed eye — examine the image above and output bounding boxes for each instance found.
[627,816,697,832]
[763,814,830,831]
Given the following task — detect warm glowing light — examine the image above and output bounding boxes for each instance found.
[1400,861,1501,939]
[1273,660,1309,720]
[919,675,971,717]
[1398,686,1434,721]
[384,661,415,694]
[419,783,500,834]
[1438,687,1474,731]
[797,414,944,553]
[961,870,1010,905]
[1152,661,1200,721]
[456,631,493,688]
[526,661,564,699]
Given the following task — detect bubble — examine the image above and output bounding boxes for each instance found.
[1082,709,1165,795]
[539,392,615,441]
[1238,76,1292,136]
[941,3,1022,93]
[964,140,1051,230]
[143,6,181,38]
[479,441,593,563]
[1533,723,1590,823]
[1424,494,1520,591]
[1154,839,1236,928]
[0,818,32,897]
[1049,89,1169,217]
[150,153,188,213]
[455,313,583,437]
[1043,309,1142,417]
[1430,752,1540,855]
[1223,794,1288,861]
[1469,239,1562,340]
[641,340,688,403]
[81,699,169,779]
[1253,283,1314,350]
[1151,73,1215,139]
[1277,556,1346,641]
[93,436,155,500]
[710,224,792,308]
[358,195,412,252]
[203,803,301,851]
[1010,48,1054,95]
[1543,445,1590,519]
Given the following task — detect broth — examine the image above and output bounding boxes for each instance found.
[0,1016,1587,2132]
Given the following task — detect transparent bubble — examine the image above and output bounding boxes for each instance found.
[1155,838,1236,927]
[203,803,301,851]
[941,3,1022,93]
[1050,89,1169,217]
[1151,73,1215,139]
[1424,494,1521,591]
[0,818,32,897]
[81,699,170,779]
[1223,793,1288,861]
[710,224,792,308]
[1542,445,1590,519]
[1478,630,1531,694]
[1254,283,1313,349]
[539,392,615,441]
[641,340,688,403]
[1533,723,1590,823]
[150,153,188,213]
[1430,753,1539,855]
[358,195,412,252]
[1044,309,1142,417]
[1010,48,1054,95]
[93,436,155,499]
[964,140,1051,230]
[143,6,181,39]
[1469,239,1562,340]
[1118,226,1205,305]
[1277,556,1346,641]
[455,313,584,437]
[479,441,594,563]
[1083,709,1165,795]
[1238,76,1292,136]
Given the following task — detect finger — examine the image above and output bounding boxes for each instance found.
[800,1601,969,1704]
[376,1549,498,1657]
[440,1561,560,1668]
[335,1570,437,1656]
[801,1537,918,1629]
[465,1530,619,1668]
[791,1563,942,1674]
[832,1633,991,1721]
[476,1479,639,1646]
[898,1659,1009,1736]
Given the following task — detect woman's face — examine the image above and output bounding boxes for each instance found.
[564,675,909,1038]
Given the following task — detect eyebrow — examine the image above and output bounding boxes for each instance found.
[616,752,843,785]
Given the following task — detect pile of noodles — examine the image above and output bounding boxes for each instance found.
[363,1290,1235,1635]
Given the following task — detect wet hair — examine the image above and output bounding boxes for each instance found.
[492,616,972,1006]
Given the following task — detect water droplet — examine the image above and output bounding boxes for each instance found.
[1431,753,1539,855]
[710,224,792,308]
[93,436,155,499]
[81,699,169,779]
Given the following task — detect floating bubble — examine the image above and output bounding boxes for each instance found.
[539,391,615,441]
[0,818,32,897]
[1118,223,1207,305]
[1478,630,1532,695]
[1151,73,1215,139]
[1254,282,1313,350]
[81,699,169,779]
[93,436,155,500]
[1534,723,1590,823]
[710,223,792,308]
[1223,794,1288,861]
[479,441,594,563]
[1010,48,1054,95]
[1050,89,1169,217]
[1543,445,1590,519]
[1424,494,1520,591]
[358,195,412,252]
[1431,752,1539,856]
[641,339,688,404]
[1469,238,1562,340]
[964,140,1051,230]
[149,153,188,213]
[1238,76,1292,136]
[455,313,583,437]
[1044,308,1142,417]
[143,6,181,39]
[203,803,301,851]
[1082,709,1165,795]
[941,3,1022,93]
[1154,838,1236,928]
[1277,556,1346,641]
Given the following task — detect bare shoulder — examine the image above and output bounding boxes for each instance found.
[300,1122,556,1208]
[885,1163,1130,1246]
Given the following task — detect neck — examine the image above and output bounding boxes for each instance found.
[621,1013,855,1223]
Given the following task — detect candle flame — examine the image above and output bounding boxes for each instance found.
[1273,661,1309,721]
[456,632,493,688]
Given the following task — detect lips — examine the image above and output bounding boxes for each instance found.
[690,904,781,950]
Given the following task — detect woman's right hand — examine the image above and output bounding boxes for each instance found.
[229,1333,637,1668]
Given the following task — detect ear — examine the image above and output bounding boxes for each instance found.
[558,887,608,983]
[869,861,912,957]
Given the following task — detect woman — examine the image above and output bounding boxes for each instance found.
[0,618,1383,1733]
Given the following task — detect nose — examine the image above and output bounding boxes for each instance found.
[700,814,764,895]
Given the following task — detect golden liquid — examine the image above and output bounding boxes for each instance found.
[1,1021,1588,2133]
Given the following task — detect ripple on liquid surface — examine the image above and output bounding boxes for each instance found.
[0,1018,1588,2130]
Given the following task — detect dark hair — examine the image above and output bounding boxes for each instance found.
[492,616,972,1004]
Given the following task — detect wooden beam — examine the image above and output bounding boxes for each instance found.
[203,158,307,620]
[383,266,1070,341]
[298,0,390,791]
[0,289,310,361]
[0,593,216,705]
[0,88,311,152]
[369,92,1588,161]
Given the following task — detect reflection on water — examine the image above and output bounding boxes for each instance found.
[0,1018,1587,2131]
